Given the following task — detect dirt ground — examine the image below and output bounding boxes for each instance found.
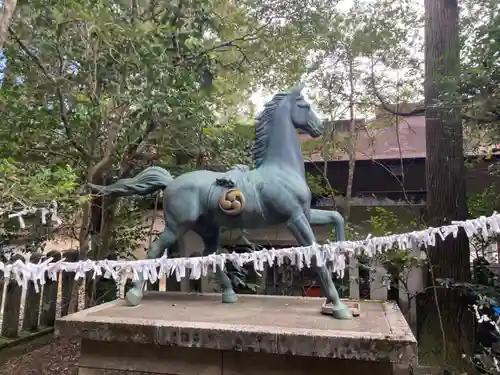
[0,335,80,375]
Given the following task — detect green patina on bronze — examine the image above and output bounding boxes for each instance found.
[88,83,352,320]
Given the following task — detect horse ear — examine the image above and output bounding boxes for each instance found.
[290,82,305,95]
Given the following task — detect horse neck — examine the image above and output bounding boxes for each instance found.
[262,107,305,176]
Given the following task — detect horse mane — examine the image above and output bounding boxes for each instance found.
[252,92,289,167]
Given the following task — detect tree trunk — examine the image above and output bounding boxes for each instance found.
[321,121,337,210]
[67,123,156,312]
[421,0,471,365]
[0,0,17,50]
[345,53,357,219]
[424,0,470,282]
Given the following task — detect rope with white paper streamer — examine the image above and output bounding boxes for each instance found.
[2,200,62,229]
[1,212,500,291]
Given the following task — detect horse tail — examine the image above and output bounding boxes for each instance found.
[87,166,173,197]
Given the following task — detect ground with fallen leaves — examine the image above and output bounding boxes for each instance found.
[0,336,80,375]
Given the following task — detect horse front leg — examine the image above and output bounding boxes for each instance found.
[126,227,178,306]
[287,213,352,320]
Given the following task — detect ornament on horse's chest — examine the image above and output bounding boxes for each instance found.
[218,189,246,215]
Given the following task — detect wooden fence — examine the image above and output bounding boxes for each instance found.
[0,249,80,344]
[0,248,425,345]
[0,249,165,345]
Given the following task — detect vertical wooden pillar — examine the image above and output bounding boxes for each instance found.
[61,249,79,316]
[22,252,44,332]
[40,250,61,327]
[1,254,25,338]
[348,256,360,299]
[188,252,202,293]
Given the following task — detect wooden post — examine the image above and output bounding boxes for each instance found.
[166,241,182,292]
[146,251,160,292]
[1,254,25,338]
[166,274,182,292]
[397,209,426,334]
[147,279,160,291]
[188,252,202,293]
[0,269,5,317]
[370,257,389,300]
[398,245,424,335]
[87,253,121,304]
[61,249,79,317]
[40,250,61,327]
[85,271,93,308]
[124,278,134,295]
[22,252,44,332]
[348,256,360,299]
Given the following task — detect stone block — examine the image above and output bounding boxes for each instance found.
[56,293,417,375]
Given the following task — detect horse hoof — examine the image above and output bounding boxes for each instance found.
[331,304,354,320]
[126,289,143,306]
[222,291,238,303]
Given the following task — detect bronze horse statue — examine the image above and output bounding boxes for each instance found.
[89,83,352,319]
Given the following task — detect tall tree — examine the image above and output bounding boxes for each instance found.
[424,0,469,279]
[424,0,470,366]
[303,0,421,216]
[371,0,500,365]
[1,0,344,308]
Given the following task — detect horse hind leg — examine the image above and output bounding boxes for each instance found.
[309,209,345,241]
[126,226,179,306]
[195,226,237,304]
[287,213,352,320]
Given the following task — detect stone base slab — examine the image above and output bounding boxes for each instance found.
[56,292,417,375]
[78,340,394,375]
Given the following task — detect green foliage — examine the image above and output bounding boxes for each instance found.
[459,0,500,189]
[203,121,255,169]
[363,207,424,286]
[0,159,78,207]
[438,185,500,373]
[305,0,422,120]
[437,258,500,373]
[468,184,500,218]
[5,0,498,274]
[0,0,340,192]
[368,206,402,236]
[460,0,500,125]
[211,242,266,294]
[306,172,330,197]
[344,222,361,241]
[0,0,341,256]
[108,201,161,259]
[466,185,500,261]
[0,158,80,248]
[2,0,224,174]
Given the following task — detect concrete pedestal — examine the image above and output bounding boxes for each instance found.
[56,293,417,375]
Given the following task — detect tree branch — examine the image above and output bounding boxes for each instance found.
[0,0,17,51]
[198,20,271,58]
[118,117,158,178]
[8,27,92,162]
[369,57,500,123]
[214,43,250,70]
[87,115,122,184]
[357,120,418,214]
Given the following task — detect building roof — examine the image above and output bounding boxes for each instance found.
[301,115,426,162]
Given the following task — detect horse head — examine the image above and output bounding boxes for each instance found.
[253,83,324,168]
[289,82,323,138]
